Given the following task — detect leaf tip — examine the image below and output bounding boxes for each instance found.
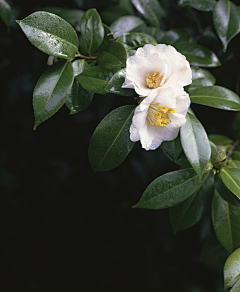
[15,20,20,24]
[33,124,38,131]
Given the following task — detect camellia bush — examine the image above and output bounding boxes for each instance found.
[3,0,240,289]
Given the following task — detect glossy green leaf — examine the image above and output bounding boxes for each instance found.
[208,134,233,146]
[80,8,104,55]
[178,0,217,11]
[180,113,211,180]
[221,168,240,200]
[227,161,240,169]
[76,66,135,96]
[161,135,182,163]
[131,0,163,27]
[175,151,192,168]
[110,16,145,38]
[170,173,214,234]
[210,141,218,158]
[191,66,216,87]
[16,11,79,59]
[200,234,229,263]
[212,189,240,253]
[160,29,189,45]
[233,113,240,140]
[65,78,93,114]
[189,86,240,111]
[215,172,240,207]
[231,151,240,160]
[174,43,221,67]
[97,41,127,69]
[72,59,89,76]
[116,32,157,51]
[133,168,201,209]
[88,105,136,172]
[231,278,240,292]
[42,7,84,30]
[33,60,74,129]
[98,24,114,52]
[213,0,240,52]
[0,0,11,29]
[224,247,240,289]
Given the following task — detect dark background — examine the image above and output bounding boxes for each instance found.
[1,0,239,291]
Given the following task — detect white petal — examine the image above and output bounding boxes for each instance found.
[153,88,176,109]
[175,91,191,116]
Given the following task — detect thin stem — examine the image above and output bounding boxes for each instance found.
[226,140,240,160]
[75,54,97,60]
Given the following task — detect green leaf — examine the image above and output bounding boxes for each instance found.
[42,7,84,30]
[65,78,93,114]
[133,168,202,209]
[190,66,216,87]
[131,0,163,27]
[224,247,240,289]
[200,234,229,263]
[189,86,240,111]
[231,151,240,160]
[178,0,217,11]
[227,160,240,169]
[33,60,74,129]
[161,135,182,163]
[221,168,240,200]
[76,66,135,96]
[98,24,114,52]
[215,172,240,207]
[180,113,211,180]
[175,151,192,168]
[208,134,233,146]
[0,0,11,29]
[212,189,240,253]
[88,105,136,172]
[210,141,218,158]
[72,59,90,76]
[160,29,189,45]
[233,113,240,140]
[231,278,240,292]
[213,0,240,52]
[116,32,157,51]
[97,41,127,69]
[80,8,104,55]
[109,16,145,38]
[170,173,214,234]
[16,11,79,59]
[174,43,221,67]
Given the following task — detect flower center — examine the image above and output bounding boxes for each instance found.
[147,103,176,127]
[146,71,163,89]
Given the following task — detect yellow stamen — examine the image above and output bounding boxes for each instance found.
[146,71,163,89]
[147,103,176,127]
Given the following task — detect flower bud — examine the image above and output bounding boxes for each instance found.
[212,150,227,169]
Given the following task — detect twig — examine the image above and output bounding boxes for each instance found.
[75,54,97,60]
[226,140,240,160]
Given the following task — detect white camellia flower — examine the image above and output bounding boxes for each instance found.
[122,44,192,97]
[130,86,191,150]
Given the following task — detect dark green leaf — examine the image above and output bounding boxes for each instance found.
[88,105,136,172]
[227,160,240,169]
[178,0,217,11]
[180,113,211,180]
[160,29,189,45]
[0,0,11,29]
[161,135,182,163]
[191,66,216,87]
[116,32,157,51]
[174,43,221,67]
[175,151,192,168]
[189,86,240,111]
[131,0,163,27]
[76,66,135,96]
[213,0,240,52]
[212,189,240,253]
[72,59,89,76]
[16,11,78,59]
[65,78,93,114]
[215,172,240,207]
[208,134,233,146]
[224,247,240,289]
[33,60,74,129]
[42,7,84,30]
[170,173,214,234]
[97,41,127,69]
[80,8,104,55]
[210,141,218,158]
[98,24,114,52]
[109,16,145,38]
[200,234,229,263]
[221,168,240,200]
[233,113,240,140]
[231,151,240,160]
[133,168,201,209]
